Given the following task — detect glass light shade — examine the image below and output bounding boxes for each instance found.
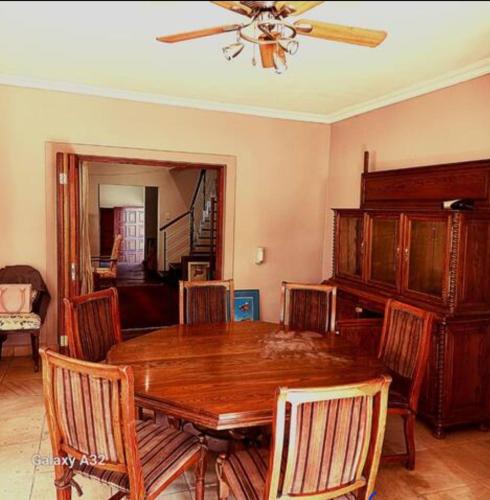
[286,40,299,55]
[279,39,299,55]
[272,48,287,74]
[222,43,244,61]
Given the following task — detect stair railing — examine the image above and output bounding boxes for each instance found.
[160,170,216,271]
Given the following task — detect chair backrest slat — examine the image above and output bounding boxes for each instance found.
[378,299,433,410]
[40,348,144,493]
[280,282,337,334]
[266,377,391,500]
[179,279,234,325]
[64,288,122,362]
[109,234,123,272]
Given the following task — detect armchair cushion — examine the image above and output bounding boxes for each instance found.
[0,312,41,331]
[94,268,117,278]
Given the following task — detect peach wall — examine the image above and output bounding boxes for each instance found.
[0,84,330,352]
[323,74,490,278]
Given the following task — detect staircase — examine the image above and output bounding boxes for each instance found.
[159,170,217,282]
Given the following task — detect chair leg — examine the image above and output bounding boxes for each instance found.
[216,453,230,500]
[194,445,207,500]
[403,413,416,470]
[54,466,72,500]
[30,332,40,372]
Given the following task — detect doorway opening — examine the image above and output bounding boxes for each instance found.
[57,154,225,341]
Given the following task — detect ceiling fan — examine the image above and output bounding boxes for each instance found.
[156,1,387,74]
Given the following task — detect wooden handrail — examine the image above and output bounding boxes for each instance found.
[159,210,190,231]
[190,170,206,208]
[159,170,206,232]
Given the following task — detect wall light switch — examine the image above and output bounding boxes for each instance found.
[255,247,265,265]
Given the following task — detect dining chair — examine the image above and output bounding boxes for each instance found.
[64,287,122,362]
[216,375,391,500]
[92,233,123,288]
[40,348,207,500]
[378,299,434,470]
[179,279,234,325]
[280,282,337,334]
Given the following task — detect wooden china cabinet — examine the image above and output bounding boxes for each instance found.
[328,158,490,438]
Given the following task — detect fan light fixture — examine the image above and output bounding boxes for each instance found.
[156,1,388,76]
[223,12,298,73]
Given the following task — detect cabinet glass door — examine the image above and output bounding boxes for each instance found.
[403,215,450,301]
[367,215,400,290]
[336,213,364,280]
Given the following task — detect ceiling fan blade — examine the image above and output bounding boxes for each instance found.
[276,1,325,16]
[211,1,253,17]
[294,19,387,47]
[156,24,241,43]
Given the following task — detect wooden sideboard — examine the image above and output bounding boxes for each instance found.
[327,158,490,438]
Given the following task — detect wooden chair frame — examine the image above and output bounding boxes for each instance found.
[40,348,206,500]
[179,279,234,325]
[279,282,337,334]
[63,287,122,361]
[378,299,434,470]
[92,234,123,272]
[217,376,391,500]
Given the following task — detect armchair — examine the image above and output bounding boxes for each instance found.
[0,265,50,371]
[92,233,122,288]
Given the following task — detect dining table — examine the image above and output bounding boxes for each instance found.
[107,320,385,431]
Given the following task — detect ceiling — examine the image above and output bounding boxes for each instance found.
[0,1,489,123]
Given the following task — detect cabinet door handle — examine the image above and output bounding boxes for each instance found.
[404,248,409,262]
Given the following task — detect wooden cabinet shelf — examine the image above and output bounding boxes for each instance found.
[328,158,490,437]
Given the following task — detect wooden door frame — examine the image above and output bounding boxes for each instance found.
[99,207,115,255]
[56,153,226,348]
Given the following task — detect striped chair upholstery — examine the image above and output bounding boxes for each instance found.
[380,307,424,379]
[378,300,433,470]
[217,376,391,500]
[179,279,234,325]
[40,349,207,499]
[280,282,337,334]
[64,287,122,362]
[74,420,201,494]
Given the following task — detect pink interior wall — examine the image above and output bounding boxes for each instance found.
[0,84,330,353]
[2,73,488,354]
[323,74,490,277]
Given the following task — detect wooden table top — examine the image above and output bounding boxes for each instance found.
[107,321,385,430]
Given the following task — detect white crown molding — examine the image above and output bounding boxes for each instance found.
[324,57,490,123]
[0,57,489,125]
[0,73,331,124]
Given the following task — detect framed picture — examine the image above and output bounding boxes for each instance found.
[234,289,260,322]
[187,261,210,282]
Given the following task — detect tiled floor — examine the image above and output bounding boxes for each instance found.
[1,356,490,499]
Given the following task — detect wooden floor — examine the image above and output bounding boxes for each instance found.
[1,356,490,499]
